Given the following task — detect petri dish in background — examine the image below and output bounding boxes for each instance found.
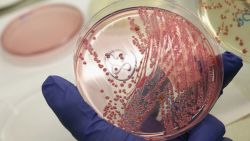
[199,0,250,61]
[1,4,83,56]
[75,0,223,140]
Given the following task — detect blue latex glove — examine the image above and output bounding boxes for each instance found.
[42,51,242,141]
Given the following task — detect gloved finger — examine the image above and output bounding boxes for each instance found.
[42,75,144,141]
[222,51,243,89]
[188,114,225,141]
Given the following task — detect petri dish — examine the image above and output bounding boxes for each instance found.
[74,0,223,140]
[1,4,83,56]
[198,0,250,61]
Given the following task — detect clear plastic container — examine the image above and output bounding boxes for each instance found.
[74,0,223,140]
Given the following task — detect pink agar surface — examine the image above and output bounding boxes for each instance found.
[75,7,223,140]
[1,4,83,56]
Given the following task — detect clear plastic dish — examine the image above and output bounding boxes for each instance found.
[198,0,250,62]
[74,0,223,140]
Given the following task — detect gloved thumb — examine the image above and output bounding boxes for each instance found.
[42,75,144,141]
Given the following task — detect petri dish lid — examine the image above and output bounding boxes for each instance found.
[0,0,23,10]
[198,0,250,61]
[1,4,83,56]
[75,0,223,140]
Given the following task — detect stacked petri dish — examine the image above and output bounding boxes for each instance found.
[75,0,223,140]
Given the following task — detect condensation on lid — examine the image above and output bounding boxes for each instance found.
[1,4,83,56]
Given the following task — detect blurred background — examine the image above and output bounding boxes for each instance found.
[0,0,250,141]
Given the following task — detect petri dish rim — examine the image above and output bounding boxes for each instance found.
[74,0,224,140]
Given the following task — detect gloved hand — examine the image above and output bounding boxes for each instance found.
[42,51,242,141]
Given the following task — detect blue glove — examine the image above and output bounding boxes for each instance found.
[42,51,242,141]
